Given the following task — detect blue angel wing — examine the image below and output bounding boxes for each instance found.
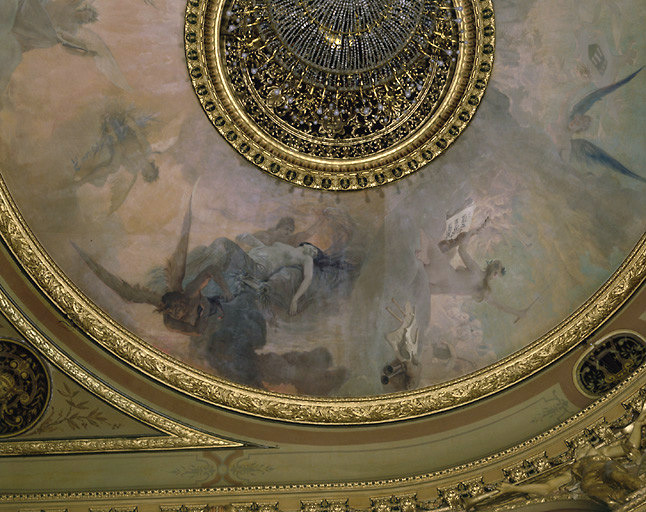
[571,138,646,183]
[569,66,644,122]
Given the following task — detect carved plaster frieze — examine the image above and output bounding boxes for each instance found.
[4,366,646,509]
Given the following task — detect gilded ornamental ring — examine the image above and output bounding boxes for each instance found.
[185,0,495,190]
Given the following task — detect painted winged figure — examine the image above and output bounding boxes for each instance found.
[565,66,646,183]
[73,197,230,335]
[74,197,358,335]
[385,299,420,366]
[73,108,159,213]
[381,299,421,390]
[73,200,351,395]
[416,211,537,323]
[0,0,141,105]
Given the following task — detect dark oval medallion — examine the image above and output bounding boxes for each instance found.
[0,339,50,438]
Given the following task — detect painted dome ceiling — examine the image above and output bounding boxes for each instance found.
[0,0,644,424]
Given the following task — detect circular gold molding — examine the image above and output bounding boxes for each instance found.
[0,176,645,424]
[185,0,495,190]
[573,331,646,398]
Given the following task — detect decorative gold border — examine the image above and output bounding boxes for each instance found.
[2,362,646,505]
[0,173,645,424]
[0,286,244,455]
[185,0,495,190]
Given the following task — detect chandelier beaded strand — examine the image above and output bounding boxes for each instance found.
[186,0,494,190]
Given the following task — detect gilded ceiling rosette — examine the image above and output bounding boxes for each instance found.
[186,0,494,189]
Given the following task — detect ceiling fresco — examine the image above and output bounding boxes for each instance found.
[0,0,644,408]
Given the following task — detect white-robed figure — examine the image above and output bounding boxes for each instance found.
[74,215,324,337]
[73,189,357,334]
[153,235,322,333]
[234,233,319,315]
[381,299,421,389]
[381,204,540,391]
[0,0,133,106]
[416,203,536,322]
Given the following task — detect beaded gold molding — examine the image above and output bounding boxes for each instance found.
[2,368,646,507]
[185,0,495,190]
[573,330,646,399]
[0,174,644,424]
[0,291,243,455]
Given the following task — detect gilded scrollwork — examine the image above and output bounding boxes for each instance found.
[0,172,645,424]
[300,500,348,512]
[575,332,646,397]
[501,452,552,484]
[231,503,278,512]
[160,505,213,512]
[460,401,646,511]
[4,384,646,510]
[185,0,495,190]
[0,283,243,454]
[0,338,50,437]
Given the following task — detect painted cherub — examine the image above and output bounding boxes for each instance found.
[1,0,140,106]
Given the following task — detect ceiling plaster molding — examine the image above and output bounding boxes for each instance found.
[0,173,644,424]
[2,364,646,508]
[0,285,245,455]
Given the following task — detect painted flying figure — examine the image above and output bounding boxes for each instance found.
[417,218,535,323]
[73,197,356,334]
[72,199,351,394]
[73,108,159,213]
[72,197,229,336]
[0,0,142,105]
[566,66,645,183]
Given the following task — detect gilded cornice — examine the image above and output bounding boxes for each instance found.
[3,361,646,507]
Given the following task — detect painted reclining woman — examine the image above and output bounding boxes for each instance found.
[156,236,324,334]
